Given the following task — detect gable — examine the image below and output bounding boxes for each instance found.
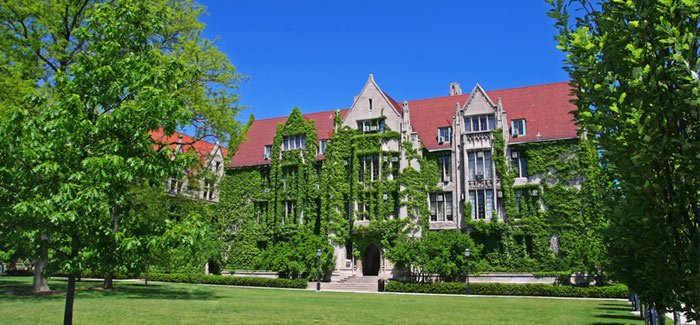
[342,74,402,132]
[463,84,496,116]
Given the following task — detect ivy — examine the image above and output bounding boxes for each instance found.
[219,114,610,278]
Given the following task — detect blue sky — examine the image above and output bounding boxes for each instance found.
[198,0,568,121]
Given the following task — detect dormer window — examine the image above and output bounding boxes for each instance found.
[464,114,496,133]
[357,119,384,133]
[437,127,452,144]
[318,139,328,155]
[263,145,272,159]
[512,119,526,137]
[282,135,306,151]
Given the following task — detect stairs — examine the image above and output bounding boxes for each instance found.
[309,275,382,292]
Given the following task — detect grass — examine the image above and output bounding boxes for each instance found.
[0,276,643,324]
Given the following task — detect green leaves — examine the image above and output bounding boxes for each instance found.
[1,1,242,321]
[549,0,700,320]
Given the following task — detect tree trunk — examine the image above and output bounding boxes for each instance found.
[103,274,113,289]
[32,259,50,293]
[63,274,76,325]
[657,311,666,325]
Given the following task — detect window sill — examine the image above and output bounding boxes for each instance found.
[428,221,458,230]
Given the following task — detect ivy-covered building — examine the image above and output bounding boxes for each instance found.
[150,129,227,203]
[225,75,597,280]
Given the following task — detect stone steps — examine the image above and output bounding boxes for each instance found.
[313,282,379,292]
[309,275,384,292]
[339,275,379,284]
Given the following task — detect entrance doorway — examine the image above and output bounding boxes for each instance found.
[362,245,380,276]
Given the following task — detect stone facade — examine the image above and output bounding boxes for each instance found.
[229,75,579,278]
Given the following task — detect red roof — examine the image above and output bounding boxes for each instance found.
[383,92,403,115]
[229,109,349,168]
[150,129,227,164]
[492,82,577,144]
[408,94,466,151]
[229,82,578,167]
[409,82,578,150]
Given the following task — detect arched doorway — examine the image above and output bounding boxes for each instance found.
[362,245,380,276]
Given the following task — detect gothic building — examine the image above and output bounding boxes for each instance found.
[228,75,579,278]
[150,129,227,203]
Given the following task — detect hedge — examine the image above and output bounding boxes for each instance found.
[146,273,308,289]
[385,281,628,298]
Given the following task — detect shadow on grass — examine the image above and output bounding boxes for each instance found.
[594,314,642,321]
[113,284,221,301]
[1,278,220,302]
[596,306,634,312]
[599,302,631,307]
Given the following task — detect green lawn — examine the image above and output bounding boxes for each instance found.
[0,276,643,324]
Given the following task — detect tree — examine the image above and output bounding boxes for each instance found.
[548,0,699,322]
[0,1,242,324]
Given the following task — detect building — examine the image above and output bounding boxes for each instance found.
[227,75,580,279]
[150,129,227,203]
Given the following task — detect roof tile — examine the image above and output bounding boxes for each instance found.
[229,82,578,167]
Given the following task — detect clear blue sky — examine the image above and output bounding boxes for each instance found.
[198,0,568,121]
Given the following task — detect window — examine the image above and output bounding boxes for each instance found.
[318,139,328,155]
[358,155,380,182]
[357,119,385,133]
[203,181,213,200]
[169,178,180,194]
[429,192,453,221]
[437,127,452,143]
[263,145,272,159]
[388,155,399,180]
[511,119,526,137]
[438,154,452,182]
[469,189,493,220]
[282,135,306,151]
[215,161,221,173]
[464,115,496,133]
[368,98,373,111]
[260,168,270,186]
[515,190,522,212]
[254,202,268,224]
[467,150,493,180]
[316,163,323,181]
[358,201,368,221]
[283,200,295,224]
[511,151,527,177]
[282,166,296,190]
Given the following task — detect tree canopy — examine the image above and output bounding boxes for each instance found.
[0,0,242,324]
[548,0,699,321]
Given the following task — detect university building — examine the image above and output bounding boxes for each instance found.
[227,75,580,279]
[150,129,227,203]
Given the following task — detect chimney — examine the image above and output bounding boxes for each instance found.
[449,82,462,96]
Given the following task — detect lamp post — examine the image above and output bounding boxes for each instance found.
[464,248,471,295]
[316,248,322,291]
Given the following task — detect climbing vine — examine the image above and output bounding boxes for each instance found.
[467,134,610,274]
[219,113,610,278]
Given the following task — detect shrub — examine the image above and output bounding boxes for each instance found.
[146,273,307,289]
[5,269,34,276]
[385,281,628,298]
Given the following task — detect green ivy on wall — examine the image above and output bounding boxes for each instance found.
[218,114,610,278]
